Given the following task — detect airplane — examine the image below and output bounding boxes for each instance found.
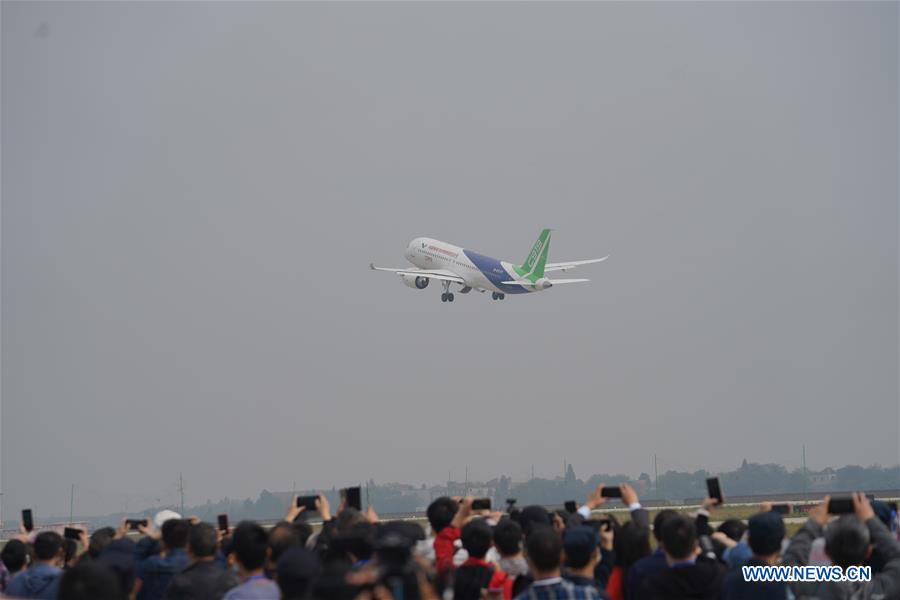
[370,229,608,302]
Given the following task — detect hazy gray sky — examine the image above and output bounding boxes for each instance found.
[3,1,898,518]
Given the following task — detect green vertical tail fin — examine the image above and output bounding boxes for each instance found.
[514,229,551,281]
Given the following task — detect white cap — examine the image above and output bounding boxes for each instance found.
[153,509,182,529]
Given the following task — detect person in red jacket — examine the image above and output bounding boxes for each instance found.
[454,518,514,600]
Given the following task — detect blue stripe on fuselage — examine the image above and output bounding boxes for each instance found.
[462,249,529,294]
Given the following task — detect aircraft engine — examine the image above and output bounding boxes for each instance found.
[400,274,430,289]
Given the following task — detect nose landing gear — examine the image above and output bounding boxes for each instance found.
[491,292,506,300]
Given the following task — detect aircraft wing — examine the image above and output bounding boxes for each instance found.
[369,264,466,284]
[543,256,609,273]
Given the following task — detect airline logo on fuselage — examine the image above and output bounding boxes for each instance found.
[426,244,458,259]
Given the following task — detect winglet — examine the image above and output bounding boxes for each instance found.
[369,262,375,270]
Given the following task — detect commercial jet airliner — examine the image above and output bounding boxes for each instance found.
[370,229,608,302]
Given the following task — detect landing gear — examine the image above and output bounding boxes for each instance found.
[441,281,454,303]
[491,292,506,300]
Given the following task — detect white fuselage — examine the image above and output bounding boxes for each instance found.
[404,237,532,295]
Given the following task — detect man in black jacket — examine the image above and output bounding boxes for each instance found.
[164,522,238,600]
[637,514,724,600]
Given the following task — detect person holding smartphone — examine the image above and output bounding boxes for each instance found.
[781,493,900,600]
[5,531,65,599]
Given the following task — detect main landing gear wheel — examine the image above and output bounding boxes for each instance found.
[440,280,453,303]
[491,292,506,300]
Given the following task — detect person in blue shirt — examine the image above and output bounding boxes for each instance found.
[223,522,280,600]
[136,516,191,600]
[516,526,601,600]
[5,531,64,599]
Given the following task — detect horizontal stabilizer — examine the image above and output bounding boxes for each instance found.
[543,256,609,273]
[501,278,589,285]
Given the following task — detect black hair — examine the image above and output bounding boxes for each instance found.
[825,516,871,569]
[188,522,218,558]
[333,522,376,562]
[517,506,552,535]
[233,521,270,571]
[660,514,697,561]
[161,519,190,550]
[460,519,492,559]
[717,519,747,542]
[652,509,679,542]
[33,531,64,561]
[614,521,651,568]
[277,547,321,600]
[525,526,562,573]
[59,560,125,600]
[88,527,116,559]
[1,539,28,573]
[493,519,523,557]
[334,508,366,533]
[269,522,302,563]
[426,497,458,534]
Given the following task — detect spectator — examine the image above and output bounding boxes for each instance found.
[563,526,611,598]
[495,518,530,577]
[721,509,789,600]
[625,509,677,600]
[1,539,29,590]
[164,521,238,599]
[276,546,321,600]
[97,538,138,599]
[782,493,900,599]
[135,514,191,600]
[605,521,650,600]
[516,525,602,599]
[453,518,513,600]
[58,560,124,600]
[6,531,64,599]
[580,484,649,600]
[87,527,116,560]
[636,514,724,600]
[428,496,461,572]
[223,521,280,600]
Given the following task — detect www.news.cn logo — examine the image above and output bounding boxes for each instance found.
[742,565,872,583]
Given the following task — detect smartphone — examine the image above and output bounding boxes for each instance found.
[126,518,148,530]
[600,486,622,498]
[771,504,791,515]
[471,498,492,511]
[296,495,319,511]
[343,486,362,511]
[64,527,82,541]
[22,509,34,532]
[564,500,577,514]
[828,497,854,514]
[706,477,724,504]
[217,514,229,532]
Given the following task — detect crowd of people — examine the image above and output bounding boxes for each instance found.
[0,485,898,599]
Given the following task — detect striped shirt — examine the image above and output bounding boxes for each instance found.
[514,577,602,600]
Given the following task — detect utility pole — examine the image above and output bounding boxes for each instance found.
[654,454,659,499]
[464,466,468,496]
[69,484,75,525]
[179,473,185,515]
[802,445,808,500]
